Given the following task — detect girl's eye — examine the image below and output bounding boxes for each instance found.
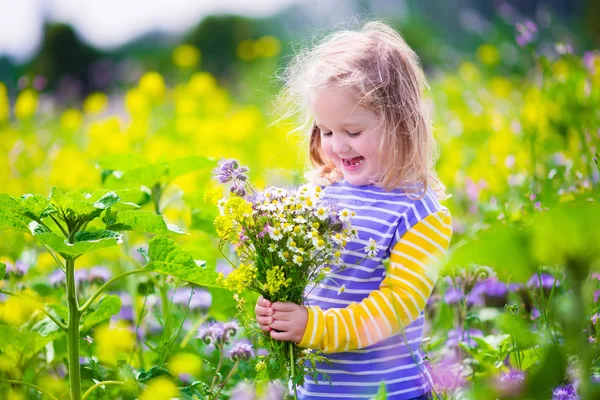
[348,131,362,137]
[321,131,332,137]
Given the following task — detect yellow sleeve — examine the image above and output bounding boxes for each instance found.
[298,210,452,353]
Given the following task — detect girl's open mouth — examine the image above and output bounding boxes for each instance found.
[342,156,364,170]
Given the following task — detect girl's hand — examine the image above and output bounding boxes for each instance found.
[255,296,273,333]
[269,302,308,344]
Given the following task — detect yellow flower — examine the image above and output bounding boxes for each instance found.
[172,44,201,68]
[95,321,135,364]
[188,72,217,96]
[237,39,255,61]
[83,92,108,115]
[476,44,500,66]
[264,265,292,297]
[0,289,42,326]
[14,89,38,119]
[139,72,166,101]
[168,352,202,377]
[0,82,9,122]
[254,36,281,58]
[204,187,223,205]
[125,87,150,117]
[139,377,180,400]
[223,263,257,293]
[60,108,83,130]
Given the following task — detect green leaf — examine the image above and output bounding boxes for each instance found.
[93,191,120,209]
[18,194,56,221]
[448,224,534,283]
[190,208,217,236]
[0,325,54,360]
[104,156,215,187]
[179,384,207,400]
[48,304,69,321]
[31,316,64,337]
[90,188,149,210]
[137,366,182,385]
[0,262,5,279]
[0,208,32,232]
[82,295,122,331]
[373,382,387,400]
[106,210,184,235]
[145,236,218,287]
[36,230,123,257]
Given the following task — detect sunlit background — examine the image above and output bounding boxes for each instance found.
[0,0,599,399]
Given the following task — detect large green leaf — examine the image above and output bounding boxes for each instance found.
[18,193,56,221]
[448,224,534,283]
[36,230,123,257]
[82,295,122,331]
[145,236,218,287]
[104,156,215,187]
[0,325,54,361]
[106,210,184,235]
[530,201,600,267]
[190,207,218,236]
[0,208,31,232]
[89,188,149,210]
[137,366,182,385]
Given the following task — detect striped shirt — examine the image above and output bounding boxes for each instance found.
[298,180,452,399]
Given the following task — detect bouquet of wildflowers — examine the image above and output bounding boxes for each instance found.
[205,159,358,392]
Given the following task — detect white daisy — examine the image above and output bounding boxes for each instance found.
[315,207,328,221]
[338,208,353,222]
[365,238,378,258]
[269,227,283,241]
[337,284,346,295]
[293,254,304,266]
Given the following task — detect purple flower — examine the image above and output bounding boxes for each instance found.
[230,181,247,197]
[552,383,579,400]
[228,339,253,361]
[444,287,464,304]
[527,273,560,297]
[213,159,249,184]
[5,260,29,277]
[49,269,65,286]
[170,288,212,310]
[515,20,538,47]
[199,321,230,345]
[88,266,111,283]
[446,328,484,348]
[498,369,526,396]
[478,278,509,307]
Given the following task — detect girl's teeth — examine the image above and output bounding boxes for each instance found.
[344,157,364,167]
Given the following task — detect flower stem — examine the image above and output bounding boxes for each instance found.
[211,360,239,400]
[6,379,59,400]
[81,381,136,400]
[66,257,82,400]
[290,342,297,399]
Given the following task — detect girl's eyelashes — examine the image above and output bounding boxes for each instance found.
[320,131,362,137]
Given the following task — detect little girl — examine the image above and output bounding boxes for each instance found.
[255,21,452,400]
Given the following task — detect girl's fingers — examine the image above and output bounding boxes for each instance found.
[270,329,292,341]
[256,315,273,325]
[258,296,272,308]
[269,320,290,331]
[271,302,297,312]
[261,324,272,333]
[255,305,272,317]
[272,311,291,321]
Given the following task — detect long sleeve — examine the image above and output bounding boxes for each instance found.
[298,210,452,353]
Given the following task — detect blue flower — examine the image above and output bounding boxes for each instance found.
[228,339,253,361]
[214,159,249,184]
[552,383,579,400]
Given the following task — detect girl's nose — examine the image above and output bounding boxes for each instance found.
[331,136,351,154]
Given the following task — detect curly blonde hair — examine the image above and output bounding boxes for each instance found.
[275,20,447,200]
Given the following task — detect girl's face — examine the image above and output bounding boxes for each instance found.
[310,86,384,186]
